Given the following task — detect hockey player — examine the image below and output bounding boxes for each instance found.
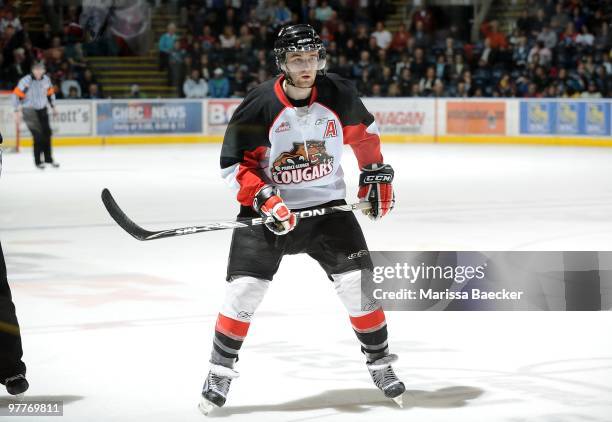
[0,131,29,396]
[199,24,403,414]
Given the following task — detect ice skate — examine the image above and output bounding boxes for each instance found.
[198,364,239,415]
[4,374,29,398]
[367,354,405,407]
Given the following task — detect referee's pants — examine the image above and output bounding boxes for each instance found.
[0,241,26,383]
[22,108,53,166]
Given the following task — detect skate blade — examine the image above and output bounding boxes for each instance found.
[391,394,404,408]
[198,397,217,416]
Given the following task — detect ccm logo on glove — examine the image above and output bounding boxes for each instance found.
[358,163,395,221]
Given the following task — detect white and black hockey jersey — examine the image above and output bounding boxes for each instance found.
[220,73,383,209]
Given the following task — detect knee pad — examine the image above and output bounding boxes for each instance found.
[220,276,270,322]
[332,270,379,317]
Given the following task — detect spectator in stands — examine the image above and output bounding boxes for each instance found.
[0,9,21,33]
[550,3,569,34]
[576,25,594,47]
[594,22,611,51]
[372,21,391,50]
[516,9,532,35]
[254,0,275,26]
[208,68,229,98]
[32,22,53,50]
[273,0,292,27]
[330,53,352,79]
[168,40,185,88]
[315,1,334,23]
[481,20,507,50]
[513,36,530,69]
[84,83,101,99]
[371,83,382,97]
[433,79,446,97]
[528,41,552,67]
[560,22,577,46]
[237,25,253,50]
[79,69,98,96]
[60,71,81,98]
[356,68,372,96]
[581,80,602,98]
[419,66,438,96]
[479,38,496,66]
[219,26,237,49]
[410,47,427,80]
[198,53,211,81]
[353,24,370,52]
[158,23,177,71]
[571,7,586,33]
[183,69,208,98]
[66,86,80,99]
[398,67,413,96]
[455,81,468,97]
[389,23,409,54]
[537,24,557,49]
[352,50,372,78]
[6,47,27,86]
[230,68,248,97]
[412,21,430,49]
[412,6,434,34]
[200,25,216,51]
[435,54,448,81]
[387,82,400,97]
[130,84,144,99]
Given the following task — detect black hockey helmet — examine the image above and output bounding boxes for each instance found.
[273,24,326,83]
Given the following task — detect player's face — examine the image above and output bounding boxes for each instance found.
[285,51,320,88]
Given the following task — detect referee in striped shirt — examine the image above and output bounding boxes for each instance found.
[12,62,60,169]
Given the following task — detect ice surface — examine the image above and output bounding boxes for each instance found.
[1,143,611,421]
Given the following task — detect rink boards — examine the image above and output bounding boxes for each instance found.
[1,97,611,147]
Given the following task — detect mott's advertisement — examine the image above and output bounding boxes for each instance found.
[0,99,92,137]
[446,101,506,135]
[96,101,203,135]
[520,100,611,136]
[50,102,93,136]
[206,99,242,134]
[362,98,434,135]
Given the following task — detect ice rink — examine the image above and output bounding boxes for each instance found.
[1,143,611,421]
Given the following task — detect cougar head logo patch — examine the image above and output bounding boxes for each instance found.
[272,140,334,184]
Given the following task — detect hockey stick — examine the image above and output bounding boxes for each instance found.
[101,188,371,241]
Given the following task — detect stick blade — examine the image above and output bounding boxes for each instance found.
[101,188,154,241]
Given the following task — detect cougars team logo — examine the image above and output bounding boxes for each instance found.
[272,140,334,184]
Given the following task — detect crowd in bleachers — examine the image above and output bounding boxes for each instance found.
[0,4,104,99]
[160,0,611,98]
[3,1,611,99]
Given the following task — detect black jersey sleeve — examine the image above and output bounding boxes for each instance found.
[319,74,383,168]
[220,80,276,207]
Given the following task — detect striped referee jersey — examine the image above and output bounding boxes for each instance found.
[12,74,56,111]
